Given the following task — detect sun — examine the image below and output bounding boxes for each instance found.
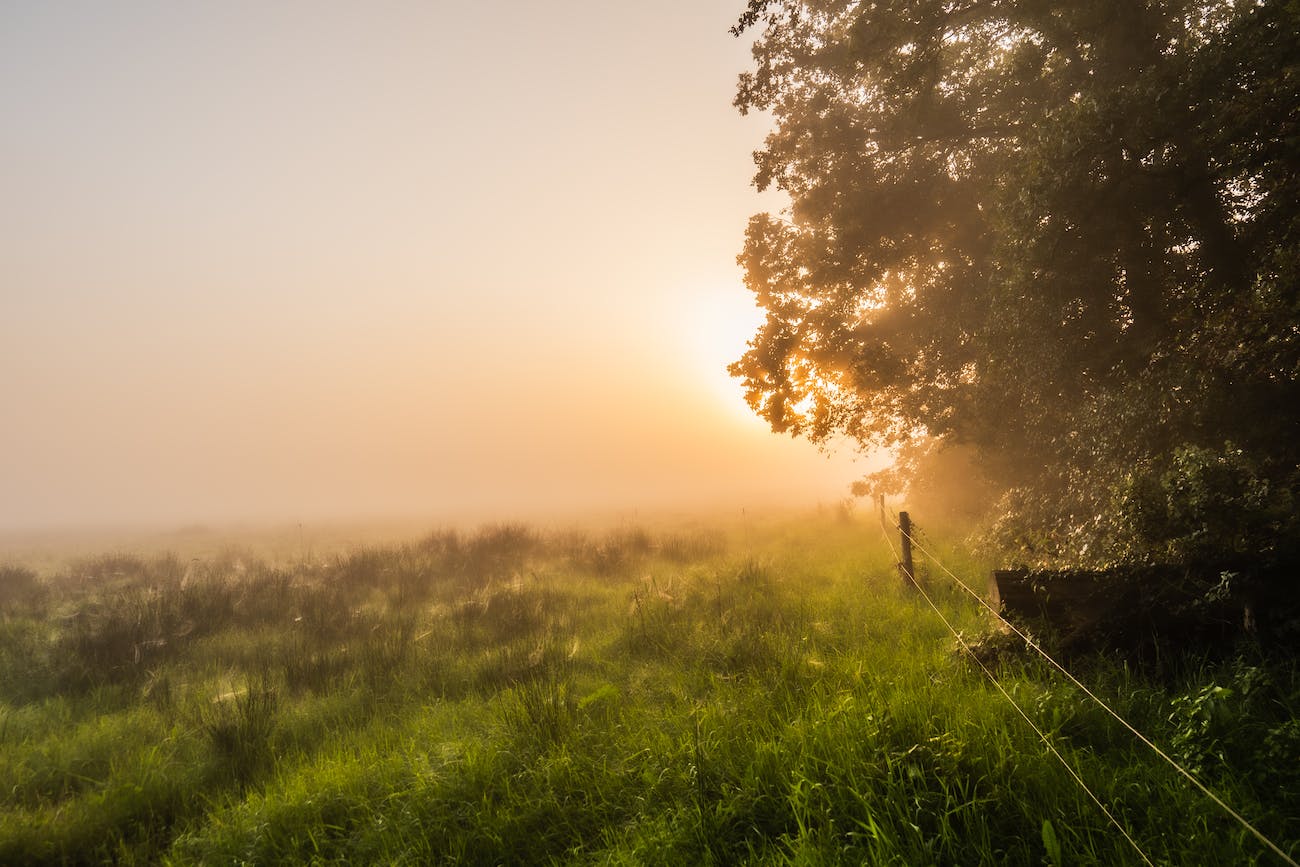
[679,281,769,428]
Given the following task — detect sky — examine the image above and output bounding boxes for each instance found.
[0,1,869,529]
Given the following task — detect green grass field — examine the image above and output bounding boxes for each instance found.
[1,515,1296,865]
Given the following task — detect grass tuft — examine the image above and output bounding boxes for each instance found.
[199,675,279,786]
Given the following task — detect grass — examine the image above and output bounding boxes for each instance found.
[0,514,1296,864]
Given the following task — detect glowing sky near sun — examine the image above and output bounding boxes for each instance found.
[0,1,868,528]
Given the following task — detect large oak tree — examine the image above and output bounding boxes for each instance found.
[730,0,1300,566]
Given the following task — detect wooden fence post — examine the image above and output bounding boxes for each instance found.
[899,511,916,590]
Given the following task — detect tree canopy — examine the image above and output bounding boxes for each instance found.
[730,0,1300,567]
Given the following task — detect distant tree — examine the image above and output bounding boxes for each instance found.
[730,0,1300,567]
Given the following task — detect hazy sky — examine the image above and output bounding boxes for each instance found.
[1,1,867,528]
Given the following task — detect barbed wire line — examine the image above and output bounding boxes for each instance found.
[874,517,1156,866]
[886,517,1299,867]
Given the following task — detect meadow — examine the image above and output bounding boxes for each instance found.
[0,513,1296,865]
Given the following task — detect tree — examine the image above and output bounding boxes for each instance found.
[730,0,1300,567]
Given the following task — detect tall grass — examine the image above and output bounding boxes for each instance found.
[0,515,1295,864]
[199,674,279,787]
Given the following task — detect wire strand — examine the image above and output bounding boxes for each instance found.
[876,517,1155,866]
[894,521,1298,867]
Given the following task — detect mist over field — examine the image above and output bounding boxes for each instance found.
[3,0,1299,864]
[1,1,862,531]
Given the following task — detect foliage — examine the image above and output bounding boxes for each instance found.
[729,0,1300,567]
[1121,442,1298,565]
[1166,659,1300,793]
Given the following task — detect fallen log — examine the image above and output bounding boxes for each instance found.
[988,565,1265,660]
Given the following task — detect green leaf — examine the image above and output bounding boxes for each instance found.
[1042,818,1062,866]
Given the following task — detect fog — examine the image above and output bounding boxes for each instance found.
[0,1,865,530]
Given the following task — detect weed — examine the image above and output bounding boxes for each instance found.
[356,616,415,691]
[199,676,279,786]
[658,530,726,564]
[0,566,44,613]
[501,668,576,746]
[280,640,352,695]
[461,524,539,583]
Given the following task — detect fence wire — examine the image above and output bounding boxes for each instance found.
[876,514,1156,866]
[880,511,1298,867]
